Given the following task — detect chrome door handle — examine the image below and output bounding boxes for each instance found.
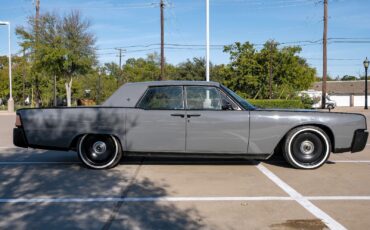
[187,114,201,118]
[171,113,185,118]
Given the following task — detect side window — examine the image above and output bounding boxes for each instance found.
[138,86,184,110]
[186,86,222,110]
[220,91,241,110]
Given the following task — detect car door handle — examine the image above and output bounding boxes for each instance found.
[187,114,201,118]
[171,113,185,118]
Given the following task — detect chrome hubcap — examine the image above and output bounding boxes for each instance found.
[300,140,314,154]
[92,141,107,158]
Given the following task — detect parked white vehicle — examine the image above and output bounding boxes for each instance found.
[300,90,336,109]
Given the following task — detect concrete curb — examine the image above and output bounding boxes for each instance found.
[0,112,16,116]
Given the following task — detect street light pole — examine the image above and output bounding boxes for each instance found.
[0,21,13,112]
[364,57,369,110]
[206,0,210,82]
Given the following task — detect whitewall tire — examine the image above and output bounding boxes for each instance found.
[283,126,331,169]
[78,134,122,169]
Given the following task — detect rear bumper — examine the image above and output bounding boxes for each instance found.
[351,129,368,153]
[13,128,28,148]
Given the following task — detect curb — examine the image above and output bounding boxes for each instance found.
[0,112,16,116]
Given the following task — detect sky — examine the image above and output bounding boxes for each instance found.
[0,0,369,78]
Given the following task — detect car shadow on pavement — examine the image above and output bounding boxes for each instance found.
[258,151,294,169]
[121,156,259,166]
[0,148,259,166]
[0,150,207,229]
[261,152,337,169]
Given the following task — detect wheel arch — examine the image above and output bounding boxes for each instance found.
[272,123,335,157]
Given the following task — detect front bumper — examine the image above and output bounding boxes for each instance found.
[351,129,368,153]
[13,128,28,148]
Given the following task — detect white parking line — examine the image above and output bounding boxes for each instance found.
[307,196,370,201]
[332,160,370,163]
[265,160,370,164]
[0,196,293,203]
[0,195,369,204]
[256,164,346,230]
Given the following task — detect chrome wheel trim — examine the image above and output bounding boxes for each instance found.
[300,140,315,155]
[91,141,107,158]
[78,134,119,169]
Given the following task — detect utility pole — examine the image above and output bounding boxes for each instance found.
[116,48,124,69]
[116,48,125,85]
[36,0,40,24]
[322,0,328,109]
[160,0,165,80]
[35,0,41,107]
[269,42,273,99]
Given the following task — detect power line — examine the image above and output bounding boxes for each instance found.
[52,2,159,10]
[96,37,370,52]
[306,58,362,61]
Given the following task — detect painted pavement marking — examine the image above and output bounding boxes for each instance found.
[256,164,346,230]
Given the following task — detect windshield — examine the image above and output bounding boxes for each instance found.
[221,85,256,110]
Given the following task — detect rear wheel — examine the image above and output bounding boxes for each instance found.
[78,134,122,169]
[283,126,331,169]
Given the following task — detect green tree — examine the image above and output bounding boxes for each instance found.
[0,56,10,102]
[222,41,316,99]
[122,53,161,82]
[103,62,122,86]
[16,11,96,107]
[222,42,261,98]
[173,57,206,81]
[171,57,227,82]
[341,75,357,81]
[0,55,33,107]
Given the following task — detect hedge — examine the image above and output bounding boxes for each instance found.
[247,99,307,109]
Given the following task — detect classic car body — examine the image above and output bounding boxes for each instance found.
[13,81,368,169]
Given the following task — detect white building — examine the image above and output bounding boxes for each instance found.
[311,80,370,107]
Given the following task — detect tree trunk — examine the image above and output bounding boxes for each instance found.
[65,78,73,107]
[54,75,57,107]
[253,87,262,99]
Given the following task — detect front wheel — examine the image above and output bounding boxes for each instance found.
[78,134,122,169]
[283,126,331,169]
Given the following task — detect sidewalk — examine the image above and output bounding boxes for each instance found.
[334,106,370,114]
[0,111,16,116]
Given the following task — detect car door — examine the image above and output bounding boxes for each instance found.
[185,86,250,154]
[125,86,186,153]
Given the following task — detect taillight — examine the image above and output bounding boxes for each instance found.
[15,115,22,127]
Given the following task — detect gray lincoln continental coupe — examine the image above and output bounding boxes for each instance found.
[13,81,368,169]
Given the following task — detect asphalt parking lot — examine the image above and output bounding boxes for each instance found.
[0,108,369,229]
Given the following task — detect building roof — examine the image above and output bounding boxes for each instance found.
[311,80,370,95]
